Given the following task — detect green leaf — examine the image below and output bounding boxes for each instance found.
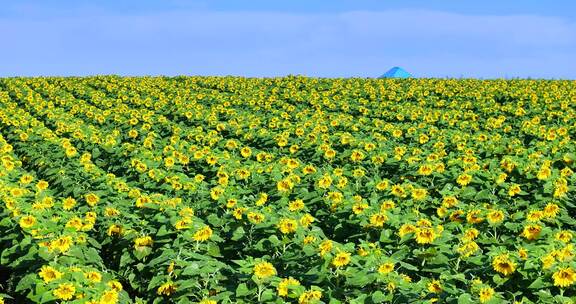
[457,293,475,304]
[232,226,245,241]
[235,283,251,297]
[371,291,389,303]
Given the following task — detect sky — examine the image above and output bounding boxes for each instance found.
[1,0,575,78]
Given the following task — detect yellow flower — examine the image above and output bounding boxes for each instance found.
[62,197,77,210]
[466,210,484,224]
[253,261,276,279]
[556,230,573,243]
[193,226,213,242]
[174,219,191,230]
[19,215,36,229]
[411,188,428,201]
[85,193,100,207]
[53,283,76,301]
[352,203,369,214]
[378,262,394,274]
[399,224,417,237]
[157,281,177,296]
[332,252,351,267]
[299,289,322,304]
[543,203,560,218]
[367,211,388,227]
[278,218,298,234]
[552,267,576,288]
[518,248,528,260]
[107,224,123,236]
[240,147,252,158]
[492,254,516,276]
[277,178,294,193]
[390,184,406,197]
[84,271,102,283]
[134,236,153,250]
[317,175,332,189]
[427,280,442,293]
[457,241,479,258]
[36,180,49,191]
[350,150,365,162]
[100,289,119,304]
[277,277,300,297]
[50,236,73,253]
[20,174,33,184]
[521,224,542,240]
[288,199,305,211]
[199,300,217,304]
[318,240,333,256]
[415,228,437,244]
[508,184,521,197]
[107,280,123,291]
[418,164,433,175]
[247,212,265,224]
[487,210,504,224]
[456,173,472,186]
[300,214,315,227]
[375,180,389,190]
[38,265,63,283]
[478,287,495,303]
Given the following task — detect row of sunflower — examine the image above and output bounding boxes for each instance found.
[1,76,575,303]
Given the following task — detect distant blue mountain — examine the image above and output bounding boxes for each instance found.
[380,67,412,78]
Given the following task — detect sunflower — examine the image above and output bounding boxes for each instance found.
[378,262,395,274]
[278,219,298,234]
[253,261,276,279]
[240,147,252,158]
[277,277,301,297]
[53,283,76,301]
[553,267,576,288]
[318,240,333,256]
[134,236,153,251]
[390,184,406,197]
[369,213,388,227]
[50,236,73,253]
[288,199,305,211]
[486,210,504,224]
[456,173,472,186]
[521,224,542,240]
[418,164,433,175]
[543,203,560,218]
[299,289,322,304]
[427,280,442,293]
[100,290,119,304]
[84,271,102,283]
[277,178,294,193]
[38,265,63,283]
[84,193,100,207]
[411,188,428,201]
[478,287,495,303]
[300,214,315,227]
[332,252,351,267]
[556,230,573,243]
[415,228,437,244]
[492,254,516,276]
[157,281,177,296]
[36,180,49,191]
[193,226,213,242]
[19,215,36,229]
[399,224,417,237]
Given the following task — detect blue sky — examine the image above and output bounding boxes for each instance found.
[1,0,575,78]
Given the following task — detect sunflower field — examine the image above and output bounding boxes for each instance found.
[0,76,575,303]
